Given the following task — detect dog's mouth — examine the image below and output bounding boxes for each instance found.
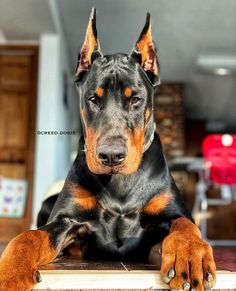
[94,163,125,175]
[83,130,144,175]
[107,167,122,175]
[89,151,142,176]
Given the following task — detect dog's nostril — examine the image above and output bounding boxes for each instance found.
[98,153,110,165]
[115,154,125,162]
[97,147,127,167]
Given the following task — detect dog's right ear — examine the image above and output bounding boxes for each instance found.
[75,8,102,82]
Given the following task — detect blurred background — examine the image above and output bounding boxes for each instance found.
[0,0,236,247]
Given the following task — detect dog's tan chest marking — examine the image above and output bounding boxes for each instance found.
[68,183,97,210]
[143,192,172,215]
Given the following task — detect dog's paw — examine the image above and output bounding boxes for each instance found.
[160,218,216,291]
[0,281,32,291]
[0,260,41,291]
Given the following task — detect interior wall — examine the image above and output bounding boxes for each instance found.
[185,72,236,125]
[32,34,71,224]
[1,0,236,126]
[58,0,236,127]
[58,0,236,81]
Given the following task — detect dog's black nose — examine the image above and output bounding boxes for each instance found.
[97,144,127,167]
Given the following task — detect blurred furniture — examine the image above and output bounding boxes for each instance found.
[192,134,236,246]
[0,45,38,242]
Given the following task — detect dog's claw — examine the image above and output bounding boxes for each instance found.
[162,268,175,284]
[168,268,175,279]
[183,282,190,290]
[206,271,213,282]
[204,271,214,289]
[34,270,42,283]
[162,276,171,284]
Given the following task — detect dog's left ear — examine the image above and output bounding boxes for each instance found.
[76,8,102,81]
[130,13,160,86]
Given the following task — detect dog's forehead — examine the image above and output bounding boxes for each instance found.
[83,53,147,91]
[99,55,138,78]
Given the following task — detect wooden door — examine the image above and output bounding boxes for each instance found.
[0,45,38,243]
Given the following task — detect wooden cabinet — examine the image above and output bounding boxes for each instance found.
[0,45,38,242]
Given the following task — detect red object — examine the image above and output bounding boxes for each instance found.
[202,134,236,184]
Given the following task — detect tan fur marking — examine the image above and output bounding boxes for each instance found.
[82,20,97,66]
[145,109,151,123]
[76,15,98,76]
[170,217,202,238]
[160,217,216,290]
[80,109,112,174]
[122,127,145,175]
[136,24,152,64]
[124,87,133,98]
[135,24,158,76]
[0,230,57,290]
[67,243,83,258]
[96,87,104,97]
[69,184,97,210]
[143,192,171,215]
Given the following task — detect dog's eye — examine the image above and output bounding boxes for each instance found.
[88,96,100,106]
[130,96,141,106]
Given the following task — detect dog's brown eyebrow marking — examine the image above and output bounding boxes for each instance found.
[124,87,133,97]
[143,192,172,215]
[96,87,104,97]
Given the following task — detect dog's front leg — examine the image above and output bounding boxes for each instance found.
[160,217,216,291]
[0,217,80,291]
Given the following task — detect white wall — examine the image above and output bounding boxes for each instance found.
[32,34,71,225]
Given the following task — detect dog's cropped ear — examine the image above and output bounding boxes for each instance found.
[76,8,102,82]
[130,13,160,86]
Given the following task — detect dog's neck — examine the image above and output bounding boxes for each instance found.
[143,114,156,153]
[95,133,170,212]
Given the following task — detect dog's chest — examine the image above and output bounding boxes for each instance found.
[83,199,148,260]
[79,177,161,260]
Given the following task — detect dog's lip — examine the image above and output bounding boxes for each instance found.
[110,169,119,174]
[99,165,123,175]
[105,168,121,175]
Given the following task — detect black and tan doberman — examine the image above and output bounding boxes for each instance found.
[0,9,216,291]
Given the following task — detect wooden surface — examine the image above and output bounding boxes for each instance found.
[33,248,236,290]
[0,245,235,290]
[0,45,38,242]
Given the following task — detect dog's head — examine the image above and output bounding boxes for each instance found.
[75,8,160,175]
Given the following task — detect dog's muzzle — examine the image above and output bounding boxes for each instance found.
[96,137,127,167]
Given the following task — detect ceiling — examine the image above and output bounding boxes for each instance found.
[0,0,236,80]
[0,0,55,40]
